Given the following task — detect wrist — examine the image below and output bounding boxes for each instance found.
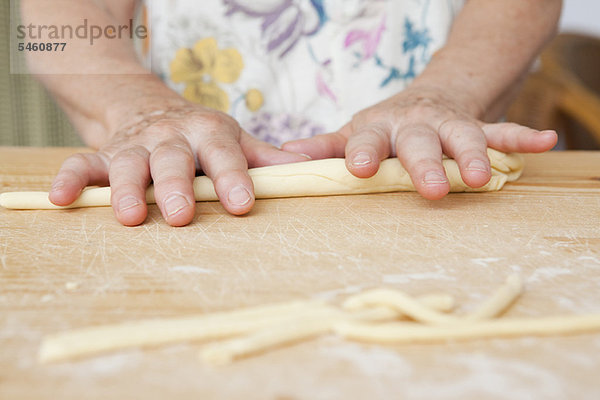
[409,51,488,119]
[103,74,188,137]
[399,78,484,123]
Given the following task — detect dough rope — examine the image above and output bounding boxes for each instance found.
[201,314,334,367]
[38,275,600,367]
[38,300,327,363]
[465,274,524,320]
[343,288,461,325]
[334,315,600,344]
[1,149,523,210]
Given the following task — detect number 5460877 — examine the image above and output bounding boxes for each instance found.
[17,42,66,51]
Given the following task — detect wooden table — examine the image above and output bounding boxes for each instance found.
[1,147,599,400]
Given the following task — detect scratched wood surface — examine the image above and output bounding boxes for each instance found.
[1,146,599,400]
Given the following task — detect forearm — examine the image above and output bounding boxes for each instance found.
[20,0,185,147]
[411,0,562,120]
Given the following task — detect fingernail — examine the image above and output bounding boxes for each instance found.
[118,195,141,212]
[228,185,251,206]
[51,181,64,192]
[352,152,372,166]
[423,171,448,184]
[164,194,190,217]
[466,160,488,172]
[299,153,312,160]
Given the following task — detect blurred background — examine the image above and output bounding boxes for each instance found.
[507,0,600,150]
[1,0,599,149]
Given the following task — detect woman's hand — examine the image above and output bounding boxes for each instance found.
[49,102,308,226]
[282,85,557,200]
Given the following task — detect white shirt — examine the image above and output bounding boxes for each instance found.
[141,0,465,146]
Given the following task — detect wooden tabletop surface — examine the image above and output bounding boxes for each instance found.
[1,147,599,400]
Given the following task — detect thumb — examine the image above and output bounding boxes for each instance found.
[281,124,351,160]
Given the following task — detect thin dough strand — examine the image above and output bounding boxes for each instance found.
[343,289,460,325]
[38,300,327,364]
[335,314,600,344]
[466,274,524,320]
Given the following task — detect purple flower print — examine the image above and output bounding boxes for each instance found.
[223,0,326,57]
[344,15,386,61]
[244,111,324,147]
[316,70,337,103]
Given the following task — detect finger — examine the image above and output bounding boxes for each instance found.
[198,135,255,216]
[49,152,109,206]
[395,124,450,200]
[149,141,197,227]
[482,123,558,153]
[240,131,311,168]
[108,146,151,227]
[344,123,391,178]
[438,120,491,188]
[281,125,349,160]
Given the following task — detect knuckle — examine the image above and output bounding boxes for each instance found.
[153,174,190,188]
[64,153,92,169]
[367,124,389,142]
[395,124,434,147]
[411,157,441,171]
[211,169,249,188]
[442,123,466,144]
[329,132,349,151]
[440,121,480,146]
[202,138,242,162]
[457,149,488,163]
[111,182,141,197]
[150,141,193,162]
[149,142,195,179]
[200,111,227,127]
[404,102,437,121]
[146,118,178,132]
[60,154,93,185]
[131,119,186,144]
[113,146,149,163]
[197,112,240,135]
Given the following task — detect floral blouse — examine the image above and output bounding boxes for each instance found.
[139,0,465,146]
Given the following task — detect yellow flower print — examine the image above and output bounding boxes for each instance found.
[170,37,244,112]
[183,81,230,113]
[245,89,264,112]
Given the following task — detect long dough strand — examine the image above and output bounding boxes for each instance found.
[0,150,523,210]
[38,300,327,364]
[335,314,600,344]
[201,315,335,366]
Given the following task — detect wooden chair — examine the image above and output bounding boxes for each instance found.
[508,33,600,149]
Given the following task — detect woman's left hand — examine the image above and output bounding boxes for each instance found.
[282,85,557,200]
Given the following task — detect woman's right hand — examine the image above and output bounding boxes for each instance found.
[49,102,309,226]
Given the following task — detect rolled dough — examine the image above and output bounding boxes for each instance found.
[0,149,523,210]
